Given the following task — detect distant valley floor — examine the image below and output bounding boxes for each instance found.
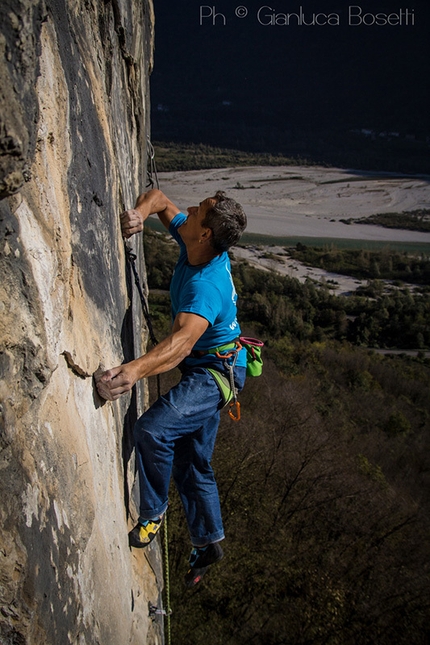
[156,166,430,244]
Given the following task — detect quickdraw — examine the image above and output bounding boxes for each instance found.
[212,340,242,422]
[225,342,242,421]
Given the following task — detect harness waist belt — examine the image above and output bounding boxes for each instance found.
[191,341,239,358]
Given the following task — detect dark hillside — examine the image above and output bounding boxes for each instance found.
[165,349,430,644]
[144,229,430,644]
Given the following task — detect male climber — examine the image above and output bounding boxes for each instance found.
[95,188,247,586]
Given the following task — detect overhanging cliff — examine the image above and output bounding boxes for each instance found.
[0,1,163,643]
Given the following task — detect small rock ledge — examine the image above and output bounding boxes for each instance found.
[0,2,162,644]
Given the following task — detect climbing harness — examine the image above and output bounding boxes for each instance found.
[205,340,243,422]
[203,337,264,421]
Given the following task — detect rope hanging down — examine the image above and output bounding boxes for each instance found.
[163,508,173,642]
[124,245,159,349]
[124,139,172,642]
[125,135,160,349]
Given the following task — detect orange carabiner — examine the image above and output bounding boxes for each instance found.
[228,400,241,422]
[215,341,243,360]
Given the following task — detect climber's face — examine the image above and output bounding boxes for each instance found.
[179,197,216,245]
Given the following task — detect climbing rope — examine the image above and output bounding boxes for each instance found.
[124,136,160,353]
[125,138,172,642]
[125,245,159,349]
[163,510,172,644]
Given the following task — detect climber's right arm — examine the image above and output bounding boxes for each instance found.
[94,312,209,401]
[120,188,180,238]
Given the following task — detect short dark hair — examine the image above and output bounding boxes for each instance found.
[202,191,247,253]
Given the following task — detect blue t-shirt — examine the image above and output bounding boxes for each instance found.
[169,212,246,368]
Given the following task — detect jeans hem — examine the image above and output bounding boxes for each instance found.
[138,502,168,522]
[191,533,225,548]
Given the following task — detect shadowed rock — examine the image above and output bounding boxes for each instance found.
[0,2,163,644]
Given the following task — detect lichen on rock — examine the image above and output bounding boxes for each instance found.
[0,2,161,644]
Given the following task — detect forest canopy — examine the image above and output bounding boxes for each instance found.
[143,229,430,645]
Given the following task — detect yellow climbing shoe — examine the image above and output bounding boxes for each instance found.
[128,517,163,548]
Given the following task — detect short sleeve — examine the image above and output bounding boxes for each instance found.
[176,279,223,326]
[169,212,187,246]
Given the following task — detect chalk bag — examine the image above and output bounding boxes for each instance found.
[240,336,264,377]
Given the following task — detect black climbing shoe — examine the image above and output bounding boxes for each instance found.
[128,517,163,548]
[184,542,224,587]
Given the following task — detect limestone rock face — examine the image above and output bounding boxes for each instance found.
[0,2,163,643]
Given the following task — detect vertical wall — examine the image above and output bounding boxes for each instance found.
[0,1,164,643]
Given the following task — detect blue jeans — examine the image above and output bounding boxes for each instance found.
[133,365,246,547]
